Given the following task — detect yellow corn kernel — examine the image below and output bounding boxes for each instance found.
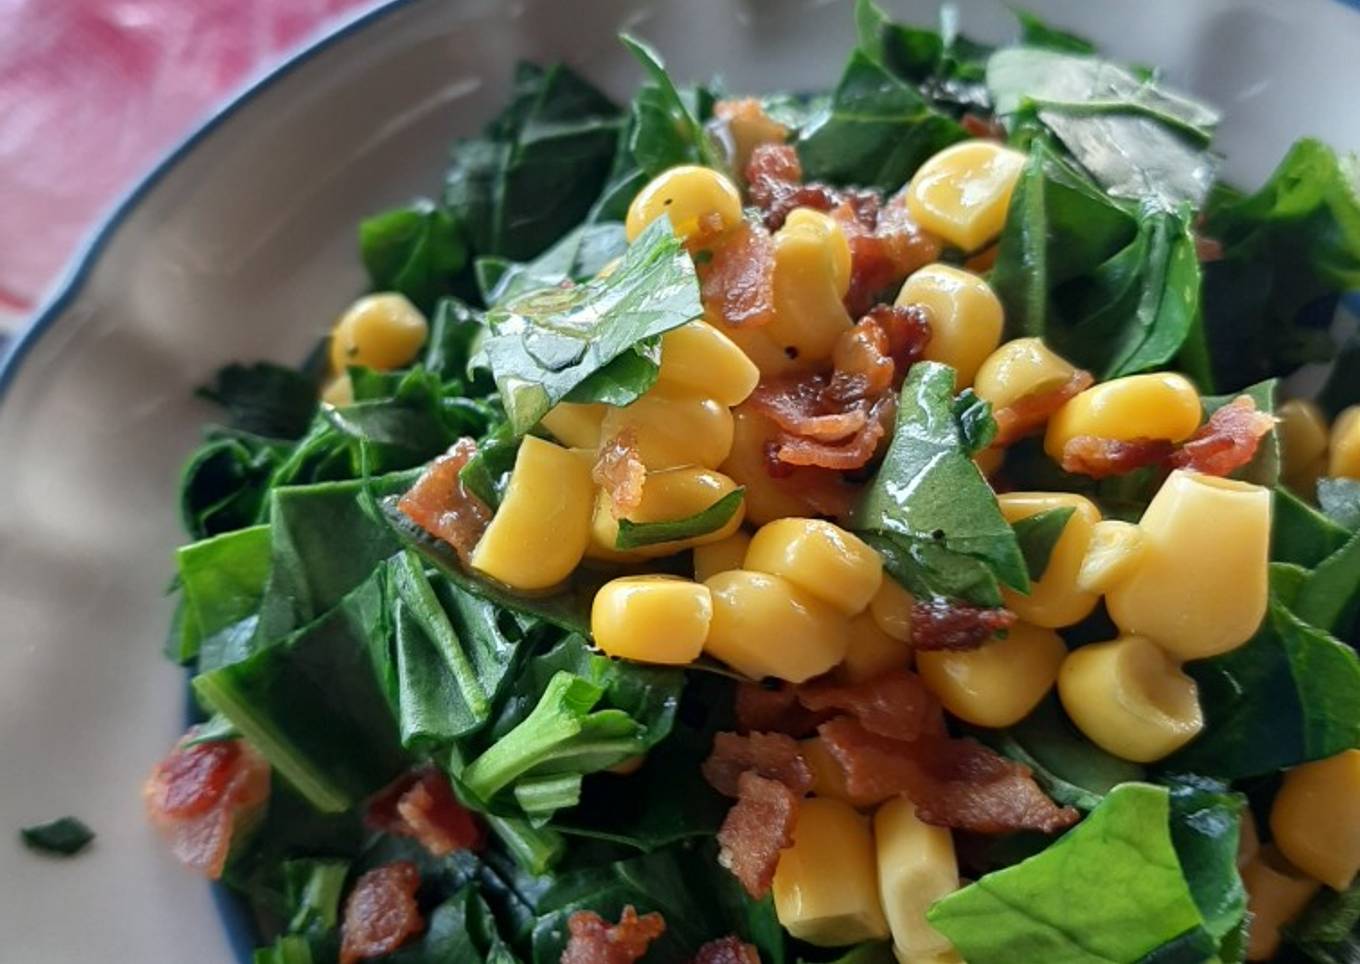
[1270,749,1360,891]
[896,264,1003,388]
[715,98,790,179]
[840,613,914,683]
[656,320,761,407]
[1278,399,1330,487]
[1106,470,1270,660]
[875,796,960,963]
[764,209,854,366]
[694,530,753,583]
[773,798,890,946]
[905,141,1028,252]
[1076,520,1145,595]
[744,517,884,616]
[703,570,850,682]
[721,406,819,525]
[539,402,606,450]
[973,337,1079,410]
[321,373,354,407]
[1242,846,1323,961]
[624,164,743,243]
[1330,405,1360,479]
[469,437,593,590]
[973,445,1005,478]
[997,492,1101,628]
[589,466,745,560]
[329,293,429,373]
[917,622,1066,728]
[868,577,914,642]
[802,736,852,803]
[1057,635,1203,763]
[591,575,713,665]
[1044,373,1203,459]
[720,319,805,379]
[599,387,735,470]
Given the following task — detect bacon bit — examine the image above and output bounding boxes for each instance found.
[366,766,483,857]
[831,304,932,400]
[340,862,424,964]
[144,734,270,879]
[770,394,897,471]
[713,98,789,182]
[798,669,941,741]
[593,429,646,518]
[397,438,492,566]
[965,245,1000,273]
[751,376,867,441]
[717,772,800,899]
[818,718,1078,835]
[1168,396,1274,477]
[1060,436,1176,479]
[699,220,777,329]
[703,731,813,797]
[734,681,832,737]
[991,369,1095,448]
[746,144,842,231]
[911,598,1017,652]
[693,936,762,964]
[961,113,1007,140]
[1194,234,1224,263]
[833,200,942,318]
[562,906,667,964]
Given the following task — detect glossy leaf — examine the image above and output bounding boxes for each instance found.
[1012,506,1076,583]
[197,362,320,442]
[1319,477,1360,532]
[616,488,745,550]
[19,817,95,857]
[359,199,468,312]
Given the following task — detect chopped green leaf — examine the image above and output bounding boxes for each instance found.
[1293,530,1360,638]
[280,859,349,937]
[952,388,997,454]
[616,488,745,550]
[1014,9,1096,54]
[198,363,319,442]
[173,524,270,665]
[178,432,283,539]
[20,817,95,857]
[477,223,628,307]
[253,936,314,964]
[1163,775,1247,946]
[1012,506,1076,583]
[1273,486,1352,568]
[359,199,467,312]
[619,35,725,174]
[1319,477,1360,532]
[1285,878,1360,962]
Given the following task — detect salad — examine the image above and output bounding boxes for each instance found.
[141,4,1360,963]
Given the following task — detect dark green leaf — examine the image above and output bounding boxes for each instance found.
[1320,331,1360,418]
[1014,9,1095,54]
[1163,775,1247,945]
[197,363,319,441]
[171,524,270,665]
[458,423,521,510]
[280,859,349,937]
[1274,486,1353,568]
[1012,506,1076,583]
[619,35,724,174]
[359,199,468,312]
[178,432,282,539]
[20,817,95,856]
[1285,879,1360,962]
[1294,530,1360,639]
[384,886,523,964]
[478,223,629,307]
[952,388,997,454]
[423,297,491,390]
[616,488,745,550]
[252,936,314,964]
[1320,477,1360,532]
[863,532,1003,609]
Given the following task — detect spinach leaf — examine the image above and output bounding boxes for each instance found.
[1285,879,1360,963]
[1014,9,1095,54]
[253,937,314,964]
[358,199,468,313]
[179,432,283,539]
[853,362,1028,601]
[19,816,95,856]
[423,297,490,389]
[1163,775,1247,947]
[174,524,271,665]
[1274,486,1352,568]
[616,488,745,550]
[197,363,319,441]
[1319,477,1360,532]
[1294,530,1360,640]
[1320,330,1360,418]
[384,886,521,964]
[279,858,348,937]
[851,0,991,119]
[987,47,1218,210]
[458,424,521,510]
[952,388,997,454]
[928,783,1211,963]
[1202,379,1279,486]
[482,216,700,433]
[1012,506,1075,583]
[477,223,629,307]
[619,35,724,175]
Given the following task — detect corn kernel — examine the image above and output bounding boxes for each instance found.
[997,492,1101,628]
[1076,520,1146,595]
[721,321,806,379]
[875,796,960,963]
[591,575,712,665]
[589,466,745,560]
[773,798,890,946]
[656,320,761,406]
[1270,749,1360,891]
[470,437,593,590]
[722,406,821,525]
[1106,470,1270,660]
[1278,399,1329,491]
[329,293,429,373]
[744,517,884,616]
[801,736,893,810]
[918,622,1066,728]
[1242,846,1322,961]
[703,570,850,682]
[1329,405,1360,479]
[1044,373,1202,459]
[624,165,743,243]
[694,530,753,583]
[764,209,854,367]
[905,141,1027,252]
[539,402,606,450]
[840,612,914,683]
[868,577,914,642]
[973,337,1078,410]
[715,98,789,178]
[599,387,735,470]
[896,264,1003,388]
[321,373,354,407]
[1057,635,1203,763]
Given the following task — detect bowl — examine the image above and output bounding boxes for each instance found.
[2,0,1357,958]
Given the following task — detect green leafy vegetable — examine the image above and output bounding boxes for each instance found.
[1319,477,1360,532]
[1285,878,1360,963]
[178,432,282,539]
[1015,9,1095,54]
[19,817,95,857]
[477,223,628,307]
[1012,506,1076,583]
[619,35,724,175]
[253,936,314,964]
[482,216,702,434]
[1202,379,1279,486]
[359,199,468,312]
[1163,775,1247,948]
[615,488,745,550]
[280,859,349,937]
[198,363,319,441]
[174,524,271,665]
[952,388,997,454]
[1293,530,1360,638]
[1274,486,1352,568]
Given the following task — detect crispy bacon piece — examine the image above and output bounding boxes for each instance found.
[1194,233,1224,263]
[397,438,492,566]
[702,731,813,797]
[1168,396,1274,476]
[961,113,1007,140]
[717,772,800,899]
[340,862,424,964]
[699,220,778,329]
[769,394,897,471]
[833,200,942,318]
[751,375,867,442]
[144,734,270,879]
[746,144,842,231]
[991,369,1094,447]
[693,936,762,964]
[562,906,667,964]
[594,428,646,517]
[911,598,1017,652]
[734,682,831,737]
[828,305,932,402]
[1060,436,1176,479]
[366,766,483,857]
[818,718,1078,835]
[798,669,941,741]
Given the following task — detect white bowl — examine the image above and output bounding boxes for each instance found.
[2,0,1357,959]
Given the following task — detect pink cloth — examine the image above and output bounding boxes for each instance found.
[0,0,379,320]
